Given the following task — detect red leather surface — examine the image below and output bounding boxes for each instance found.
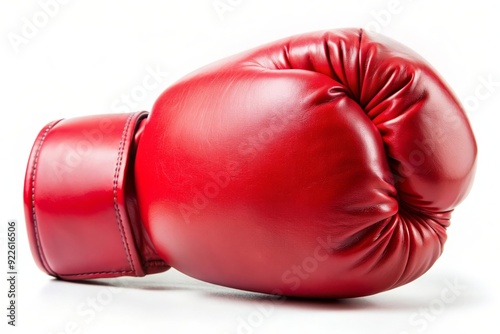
[24,112,169,279]
[24,28,476,298]
[134,28,477,297]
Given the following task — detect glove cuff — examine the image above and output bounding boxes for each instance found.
[23,112,169,279]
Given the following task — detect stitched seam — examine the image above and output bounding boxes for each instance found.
[61,270,135,277]
[358,28,363,103]
[60,262,169,277]
[145,260,169,268]
[31,123,58,276]
[113,113,138,275]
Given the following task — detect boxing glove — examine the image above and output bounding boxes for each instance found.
[24,28,477,298]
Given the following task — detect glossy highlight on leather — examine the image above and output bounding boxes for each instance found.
[24,28,477,298]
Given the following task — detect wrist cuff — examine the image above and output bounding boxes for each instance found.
[23,112,167,279]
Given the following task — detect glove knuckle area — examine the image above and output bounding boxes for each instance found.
[245,28,476,216]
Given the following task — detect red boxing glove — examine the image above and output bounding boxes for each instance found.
[24,29,477,298]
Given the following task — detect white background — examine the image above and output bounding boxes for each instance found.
[1,0,499,333]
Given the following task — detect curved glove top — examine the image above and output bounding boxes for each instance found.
[24,28,477,298]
